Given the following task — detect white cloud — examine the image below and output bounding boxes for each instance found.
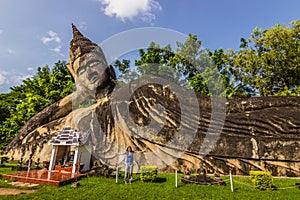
[41,30,64,57]
[27,67,34,71]
[0,73,7,85]
[0,70,34,93]
[11,73,32,84]
[99,0,162,22]
[50,46,65,57]
[0,70,26,85]
[41,30,61,44]
[6,49,16,55]
[78,22,87,30]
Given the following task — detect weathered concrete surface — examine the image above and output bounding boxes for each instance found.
[5,83,300,176]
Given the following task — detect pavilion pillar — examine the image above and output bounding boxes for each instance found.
[49,146,58,171]
[72,147,79,174]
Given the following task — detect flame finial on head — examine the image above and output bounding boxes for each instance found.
[72,23,84,38]
[69,24,98,66]
[68,24,106,77]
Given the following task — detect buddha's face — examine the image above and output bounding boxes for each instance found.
[74,47,109,92]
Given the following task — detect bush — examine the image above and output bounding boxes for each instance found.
[140,165,158,182]
[0,155,9,165]
[250,170,274,190]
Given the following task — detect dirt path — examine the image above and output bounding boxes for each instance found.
[0,188,37,195]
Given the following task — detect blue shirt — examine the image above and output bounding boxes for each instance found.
[126,152,134,163]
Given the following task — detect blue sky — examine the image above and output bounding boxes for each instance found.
[0,0,299,93]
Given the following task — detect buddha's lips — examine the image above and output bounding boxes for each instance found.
[88,72,100,83]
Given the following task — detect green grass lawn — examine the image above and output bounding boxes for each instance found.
[0,166,299,200]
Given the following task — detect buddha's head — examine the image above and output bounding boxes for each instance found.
[68,24,116,98]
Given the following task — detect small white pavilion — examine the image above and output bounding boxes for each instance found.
[48,126,93,173]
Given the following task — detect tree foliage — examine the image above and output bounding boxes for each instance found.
[0,61,74,150]
[231,21,300,96]
[115,35,231,96]
[115,42,185,86]
[115,21,300,98]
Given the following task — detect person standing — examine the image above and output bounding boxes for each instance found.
[124,146,134,184]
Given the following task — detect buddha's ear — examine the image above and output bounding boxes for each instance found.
[67,63,77,80]
[108,65,117,80]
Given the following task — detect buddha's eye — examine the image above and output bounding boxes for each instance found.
[89,61,100,68]
[77,66,86,76]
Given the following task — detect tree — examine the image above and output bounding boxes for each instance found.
[174,37,228,96]
[114,59,138,85]
[208,48,252,98]
[171,34,206,79]
[116,21,300,98]
[0,61,74,150]
[0,93,18,124]
[115,35,224,95]
[232,21,300,96]
[135,42,186,85]
[114,42,186,86]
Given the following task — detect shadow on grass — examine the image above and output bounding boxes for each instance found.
[134,177,167,184]
[153,177,167,183]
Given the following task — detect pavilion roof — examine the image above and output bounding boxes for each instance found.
[49,126,81,146]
